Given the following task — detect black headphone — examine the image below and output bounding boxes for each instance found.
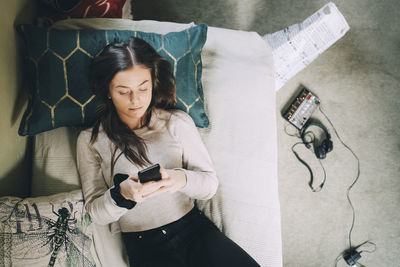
[300,121,333,159]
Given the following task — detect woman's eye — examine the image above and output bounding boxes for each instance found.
[119,91,129,95]
[139,88,148,91]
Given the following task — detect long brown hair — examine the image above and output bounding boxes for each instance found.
[89,37,176,173]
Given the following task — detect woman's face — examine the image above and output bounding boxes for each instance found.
[109,65,153,129]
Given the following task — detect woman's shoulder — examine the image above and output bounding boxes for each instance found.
[152,108,193,126]
[154,109,197,139]
[77,125,108,146]
[77,127,92,141]
[166,109,195,125]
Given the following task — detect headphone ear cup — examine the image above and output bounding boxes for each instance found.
[320,139,333,153]
[316,139,333,159]
[325,139,333,152]
[315,145,326,159]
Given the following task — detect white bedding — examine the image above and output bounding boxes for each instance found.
[32,19,282,267]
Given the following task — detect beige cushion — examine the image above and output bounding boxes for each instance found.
[0,190,95,266]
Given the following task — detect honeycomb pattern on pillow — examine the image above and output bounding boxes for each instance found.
[17,24,209,135]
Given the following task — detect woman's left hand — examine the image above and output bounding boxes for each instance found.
[143,168,187,198]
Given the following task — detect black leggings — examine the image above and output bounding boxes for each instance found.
[122,207,260,267]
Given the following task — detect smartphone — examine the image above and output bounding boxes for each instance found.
[138,164,161,183]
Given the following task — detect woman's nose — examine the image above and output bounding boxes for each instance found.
[129,91,137,103]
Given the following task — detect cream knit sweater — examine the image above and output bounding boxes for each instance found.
[77,108,218,232]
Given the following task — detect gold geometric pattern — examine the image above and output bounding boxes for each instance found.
[155,28,201,111]
[17,24,209,136]
[29,30,96,128]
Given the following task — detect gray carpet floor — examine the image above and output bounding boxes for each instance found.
[132,1,400,266]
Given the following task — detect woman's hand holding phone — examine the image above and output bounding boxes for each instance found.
[119,165,187,202]
[156,168,187,193]
[119,174,161,203]
[139,168,188,198]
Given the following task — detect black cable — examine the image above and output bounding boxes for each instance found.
[334,254,344,267]
[284,103,376,266]
[284,123,301,138]
[359,241,377,254]
[318,106,360,248]
[318,106,377,266]
[317,159,327,192]
[291,140,327,192]
[287,125,327,192]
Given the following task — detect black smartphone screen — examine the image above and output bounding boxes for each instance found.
[138,164,161,183]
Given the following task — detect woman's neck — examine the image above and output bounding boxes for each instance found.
[120,109,153,131]
[118,113,146,130]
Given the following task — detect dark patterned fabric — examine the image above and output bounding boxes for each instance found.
[16,24,209,135]
[38,0,126,24]
[0,190,94,266]
[38,0,81,13]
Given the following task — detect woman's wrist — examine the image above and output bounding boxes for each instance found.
[110,173,136,209]
[172,169,187,190]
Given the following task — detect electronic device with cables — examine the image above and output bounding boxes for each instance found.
[283,86,376,266]
[283,87,320,129]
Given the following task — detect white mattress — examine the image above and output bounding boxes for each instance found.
[32,19,282,267]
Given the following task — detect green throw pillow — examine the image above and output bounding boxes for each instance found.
[16,24,209,136]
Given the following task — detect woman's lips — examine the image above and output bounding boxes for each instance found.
[129,107,142,111]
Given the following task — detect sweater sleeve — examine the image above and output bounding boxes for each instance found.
[171,111,219,200]
[76,130,129,225]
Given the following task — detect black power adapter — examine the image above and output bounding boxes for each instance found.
[343,248,361,266]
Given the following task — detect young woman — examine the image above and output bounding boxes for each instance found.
[77,37,259,267]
